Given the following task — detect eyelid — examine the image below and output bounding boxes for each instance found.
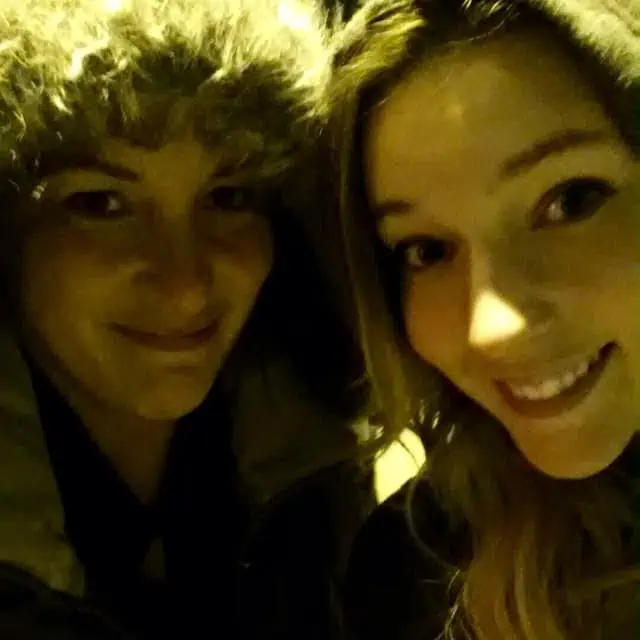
[205,179,257,193]
[377,222,418,247]
[57,188,129,209]
[43,189,135,227]
[399,234,455,255]
[380,226,452,249]
[531,176,617,229]
[199,178,257,201]
[41,173,125,199]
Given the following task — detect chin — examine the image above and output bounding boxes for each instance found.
[517,439,629,480]
[138,400,207,422]
[130,378,216,422]
[525,455,612,480]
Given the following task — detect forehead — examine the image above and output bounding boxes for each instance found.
[366,29,617,197]
[30,134,272,190]
[13,92,291,191]
[29,140,242,211]
[107,136,222,174]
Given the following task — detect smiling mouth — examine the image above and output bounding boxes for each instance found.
[495,342,616,420]
[113,322,219,352]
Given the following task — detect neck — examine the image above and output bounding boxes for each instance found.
[76,405,175,505]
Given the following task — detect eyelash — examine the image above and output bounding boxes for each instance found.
[61,190,129,221]
[203,185,256,213]
[391,236,454,272]
[390,177,617,272]
[58,185,257,222]
[531,176,616,228]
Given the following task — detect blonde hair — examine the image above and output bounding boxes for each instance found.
[330,0,640,638]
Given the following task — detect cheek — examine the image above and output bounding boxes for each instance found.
[208,216,274,292]
[20,227,118,334]
[526,204,640,325]
[588,224,640,343]
[403,274,466,368]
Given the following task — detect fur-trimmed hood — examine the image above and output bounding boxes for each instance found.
[0,0,360,600]
[0,0,334,192]
[332,0,640,91]
[532,0,640,82]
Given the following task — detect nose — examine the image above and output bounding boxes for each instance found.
[467,250,553,350]
[468,289,526,347]
[141,224,213,317]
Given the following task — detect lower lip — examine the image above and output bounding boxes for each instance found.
[496,342,616,420]
[113,323,219,352]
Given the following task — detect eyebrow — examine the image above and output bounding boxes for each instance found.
[39,155,255,183]
[41,159,140,182]
[373,128,615,221]
[498,129,614,179]
[373,199,414,220]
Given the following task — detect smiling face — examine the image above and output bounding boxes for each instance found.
[366,29,640,479]
[20,136,273,423]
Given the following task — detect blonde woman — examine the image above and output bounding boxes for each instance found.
[0,1,370,638]
[331,0,640,638]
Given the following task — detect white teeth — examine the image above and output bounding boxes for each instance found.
[540,379,560,397]
[519,385,541,400]
[507,352,600,401]
[562,371,577,388]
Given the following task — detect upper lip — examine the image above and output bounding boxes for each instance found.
[478,347,605,385]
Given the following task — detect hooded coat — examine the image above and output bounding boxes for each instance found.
[0,1,374,638]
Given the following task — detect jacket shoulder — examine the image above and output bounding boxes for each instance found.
[0,329,82,595]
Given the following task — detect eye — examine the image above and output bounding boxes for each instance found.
[392,236,453,272]
[205,185,256,213]
[534,178,616,229]
[61,190,130,221]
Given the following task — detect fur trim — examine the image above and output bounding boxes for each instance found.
[532,0,640,82]
[0,0,333,189]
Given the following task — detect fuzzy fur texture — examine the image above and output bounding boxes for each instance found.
[0,0,333,194]
[533,0,640,82]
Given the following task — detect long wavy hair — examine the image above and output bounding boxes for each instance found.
[331,1,640,638]
[0,0,368,478]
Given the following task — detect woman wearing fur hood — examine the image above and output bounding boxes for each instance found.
[0,0,371,637]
